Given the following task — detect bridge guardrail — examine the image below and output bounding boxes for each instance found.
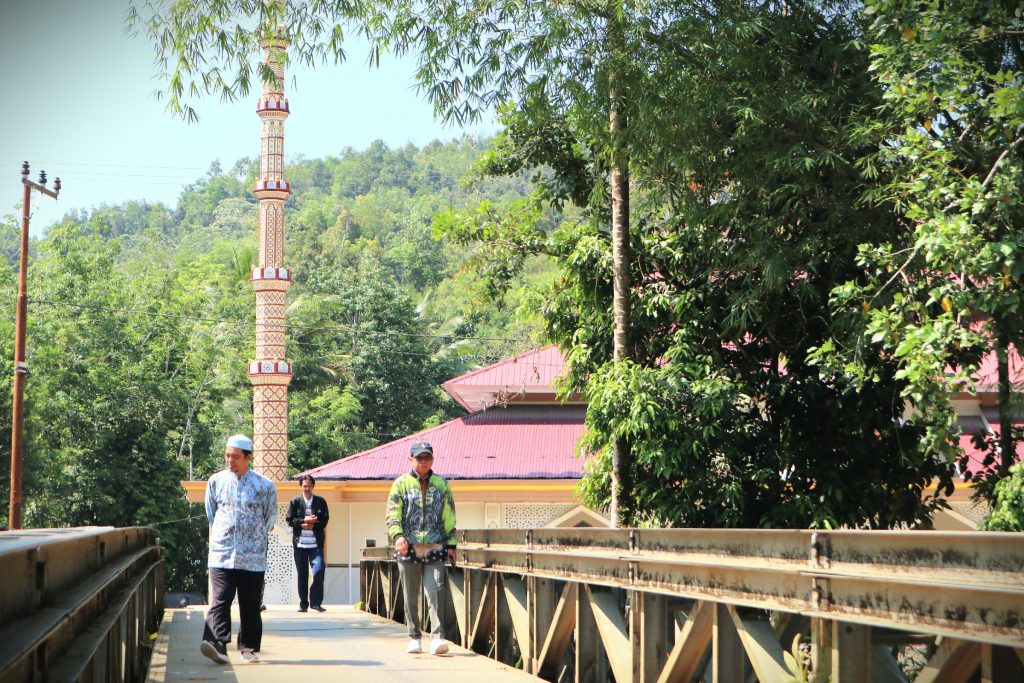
[361,528,1024,682]
[0,527,163,683]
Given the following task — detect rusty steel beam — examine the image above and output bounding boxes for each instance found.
[470,572,496,654]
[728,606,791,682]
[502,575,531,665]
[576,583,610,682]
[656,600,713,683]
[638,592,669,683]
[714,602,745,682]
[818,530,1024,585]
[448,569,468,646]
[362,529,1024,682]
[460,528,1024,588]
[804,572,1022,647]
[831,622,871,682]
[586,586,632,682]
[366,528,1024,647]
[536,582,577,679]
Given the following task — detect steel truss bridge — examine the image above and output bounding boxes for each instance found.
[362,528,1024,683]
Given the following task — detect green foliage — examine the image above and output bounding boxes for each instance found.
[0,260,15,519]
[783,633,810,683]
[176,164,250,227]
[435,198,551,301]
[440,0,955,529]
[127,2,361,123]
[2,139,543,595]
[130,0,998,530]
[0,212,21,265]
[81,0,1024,589]
[819,0,1024,503]
[128,0,610,129]
[980,462,1024,531]
[15,222,247,591]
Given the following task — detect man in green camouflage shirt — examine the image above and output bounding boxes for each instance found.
[385,441,457,655]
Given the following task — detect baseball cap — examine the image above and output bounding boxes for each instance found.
[410,442,433,458]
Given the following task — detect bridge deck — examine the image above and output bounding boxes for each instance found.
[146,605,535,682]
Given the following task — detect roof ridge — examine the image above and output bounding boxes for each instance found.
[440,344,557,390]
[304,418,465,474]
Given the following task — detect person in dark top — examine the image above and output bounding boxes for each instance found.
[285,474,330,612]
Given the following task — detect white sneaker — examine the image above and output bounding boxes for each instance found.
[430,638,449,655]
[406,638,422,654]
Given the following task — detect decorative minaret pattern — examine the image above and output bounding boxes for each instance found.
[249,35,293,481]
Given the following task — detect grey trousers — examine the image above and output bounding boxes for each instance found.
[397,559,446,639]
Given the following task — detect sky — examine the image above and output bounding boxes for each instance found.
[0,0,494,234]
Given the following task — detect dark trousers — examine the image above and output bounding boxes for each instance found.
[203,567,266,653]
[294,545,325,608]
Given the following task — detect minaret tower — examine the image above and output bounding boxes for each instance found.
[248,33,293,480]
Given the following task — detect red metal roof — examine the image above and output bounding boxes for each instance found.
[958,426,1024,477]
[301,404,587,480]
[967,347,1024,393]
[441,345,569,410]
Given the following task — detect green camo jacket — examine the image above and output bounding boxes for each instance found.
[385,470,457,548]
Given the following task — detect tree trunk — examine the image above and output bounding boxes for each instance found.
[995,326,1014,476]
[608,10,631,528]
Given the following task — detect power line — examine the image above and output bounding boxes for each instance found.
[49,170,200,179]
[27,297,534,345]
[4,160,208,171]
[35,176,191,183]
[34,178,196,187]
[21,299,557,373]
[146,513,207,527]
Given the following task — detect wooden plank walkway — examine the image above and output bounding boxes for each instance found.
[146,605,537,682]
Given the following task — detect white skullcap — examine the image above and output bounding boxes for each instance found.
[226,434,253,451]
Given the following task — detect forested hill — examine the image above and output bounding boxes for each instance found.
[0,138,551,591]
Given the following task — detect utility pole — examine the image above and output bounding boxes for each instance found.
[8,162,60,530]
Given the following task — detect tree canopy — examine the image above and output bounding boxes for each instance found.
[0,139,545,591]
[817,0,1024,509]
[9,1,1016,591]
[433,0,961,528]
[427,0,1020,528]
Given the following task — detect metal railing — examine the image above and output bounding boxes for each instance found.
[361,528,1024,682]
[0,527,163,683]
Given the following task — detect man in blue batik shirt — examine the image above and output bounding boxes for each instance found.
[200,434,277,665]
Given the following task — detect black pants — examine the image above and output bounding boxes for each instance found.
[203,568,266,653]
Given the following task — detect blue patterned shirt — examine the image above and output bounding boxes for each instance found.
[205,468,277,571]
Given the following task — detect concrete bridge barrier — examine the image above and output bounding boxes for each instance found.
[0,526,163,683]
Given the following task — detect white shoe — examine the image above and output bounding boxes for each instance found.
[406,638,422,654]
[430,638,449,655]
